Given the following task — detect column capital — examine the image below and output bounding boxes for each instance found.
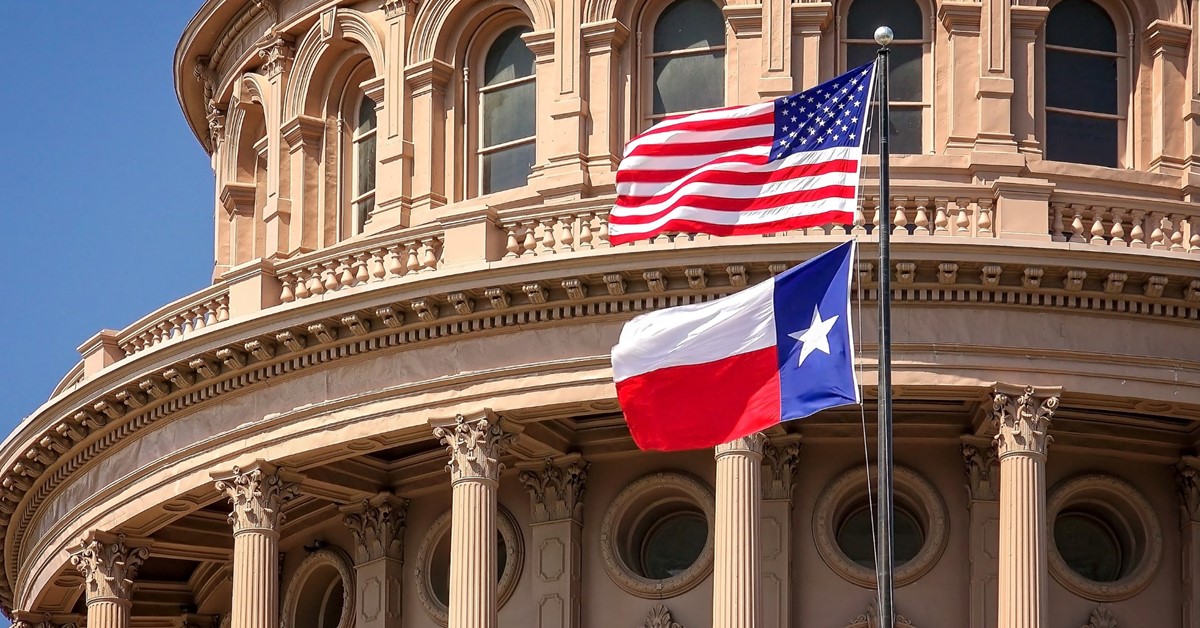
[212,461,302,534]
[257,33,295,78]
[762,437,802,501]
[1178,457,1200,525]
[992,384,1060,458]
[68,531,151,604]
[433,413,515,483]
[715,432,767,457]
[518,455,589,524]
[341,492,409,563]
[961,438,999,501]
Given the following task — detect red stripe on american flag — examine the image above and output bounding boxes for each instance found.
[610,187,858,224]
[611,211,856,244]
[615,160,861,203]
[624,136,770,159]
[633,112,776,139]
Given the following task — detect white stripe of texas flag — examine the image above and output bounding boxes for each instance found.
[611,279,776,383]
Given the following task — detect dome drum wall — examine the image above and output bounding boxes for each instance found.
[6,0,1200,624]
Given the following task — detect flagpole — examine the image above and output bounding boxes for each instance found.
[873,26,896,628]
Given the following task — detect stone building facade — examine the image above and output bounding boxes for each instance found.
[3,0,1200,627]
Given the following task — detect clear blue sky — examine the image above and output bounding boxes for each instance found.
[0,3,210,619]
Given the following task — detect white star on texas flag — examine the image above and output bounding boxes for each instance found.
[788,307,840,367]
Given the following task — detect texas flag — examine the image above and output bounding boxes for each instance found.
[611,240,860,451]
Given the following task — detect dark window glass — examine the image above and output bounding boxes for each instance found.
[320,579,344,628]
[847,43,922,103]
[484,26,534,86]
[837,506,923,567]
[1046,50,1117,114]
[653,0,725,53]
[356,96,377,134]
[355,131,377,197]
[861,105,922,155]
[483,142,536,195]
[1046,0,1117,52]
[353,94,378,233]
[846,0,923,40]
[482,80,536,146]
[1046,111,1118,167]
[640,512,708,579]
[653,52,725,115]
[1054,513,1122,582]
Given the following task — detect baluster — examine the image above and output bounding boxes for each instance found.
[913,198,929,235]
[337,258,355,287]
[1190,217,1200,254]
[1089,207,1107,244]
[323,262,341,292]
[216,296,230,322]
[1170,213,1186,251]
[540,218,558,254]
[1128,210,1146,248]
[892,198,908,236]
[1108,208,1127,246]
[851,199,867,236]
[180,312,195,336]
[308,267,326,295]
[1068,204,1086,243]
[422,238,440,271]
[933,198,949,234]
[385,246,405,277]
[192,306,207,331]
[406,242,421,274]
[353,253,370,285]
[369,249,387,282]
[977,199,993,235]
[504,223,522,259]
[597,213,612,247]
[1149,212,1167,249]
[294,271,312,299]
[869,197,881,234]
[578,213,595,250]
[166,318,182,342]
[1049,202,1066,241]
[280,275,296,303]
[559,215,576,252]
[954,199,971,234]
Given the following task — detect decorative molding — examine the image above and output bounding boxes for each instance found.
[1047,474,1163,602]
[599,472,715,599]
[342,492,409,563]
[518,457,589,524]
[844,601,915,628]
[1081,604,1119,628]
[68,532,150,602]
[715,432,766,456]
[993,385,1060,458]
[382,0,415,20]
[1179,457,1200,524]
[643,604,683,628]
[762,439,801,501]
[212,462,301,533]
[962,441,999,501]
[813,465,949,589]
[257,33,294,78]
[280,547,355,628]
[433,414,514,483]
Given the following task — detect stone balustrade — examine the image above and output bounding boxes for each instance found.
[275,228,445,304]
[116,287,230,357]
[1050,199,1200,252]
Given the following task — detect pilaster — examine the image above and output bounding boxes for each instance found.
[280,114,324,255]
[69,532,151,628]
[1178,457,1200,628]
[991,176,1054,242]
[580,20,629,187]
[518,455,588,628]
[434,413,515,628]
[343,493,409,628]
[757,0,794,97]
[376,2,417,228]
[939,2,983,154]
[975,0,1016,151]
[791,4,832,91]
[724,5,764,105]
[213,461,302,628]
[713,433,766,628]
[993,384,1060,628]
[256,34,295,259]
[1145,21,1191,178]
[962,437,1000,628]
[1010,7,1048,155]
[406,59,453,215]
[524,26,591,201]
[760,437,799,628]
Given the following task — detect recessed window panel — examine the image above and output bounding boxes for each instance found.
[1046,0,1117,51]
[1046,50,1117,114]
[862,105,922,155]
[640,512,708,579]
[1046,111,1118,167]
[1055,512,1122,582]
[356,132,376,196]
[653,0,725,53]
[356,96,376,135]
[484,27,534,86]
[653,52,725,115]
[847,44,922,104]
[482,81,536,147]
[482,142,536,195]
[846,0,923,40]
[836,505,924,568]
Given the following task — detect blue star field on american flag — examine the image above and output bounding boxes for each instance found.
[768,62,876,161]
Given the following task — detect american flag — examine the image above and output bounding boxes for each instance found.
[609,62,876,245]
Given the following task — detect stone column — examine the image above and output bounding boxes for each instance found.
[962,438,1000,628]
[213,462,301,628]
[343,493,409,628]
[518,455,588,628]
[434,414,514,628]
[713,433,766,628]
[760,438,800,628]
[993,385,1060,628]
[69,532,150,628]
[1177,457,1200,628]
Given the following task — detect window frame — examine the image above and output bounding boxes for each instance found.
[336,59,380,240]
[838,0,933,154]
[463,15,538,200]
[637,0,729,131]
[1039,0,1131,168]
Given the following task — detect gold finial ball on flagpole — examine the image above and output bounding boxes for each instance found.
[874,26,894,46]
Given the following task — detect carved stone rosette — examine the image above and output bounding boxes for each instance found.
[342,493,409,564]
[644,604,684,628]
[69,532,149,604]
[434,414,513,484]
[518,458,589,524]
[214,463,300,534]
[762,440,801,501]
[992,385,1059,458]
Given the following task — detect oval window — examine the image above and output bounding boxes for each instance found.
[836,505,923,568]
[1054,512,1122,582]
[640,511,708,579]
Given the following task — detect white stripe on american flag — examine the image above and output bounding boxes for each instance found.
[616,146,860,198]
[611,198,859,237]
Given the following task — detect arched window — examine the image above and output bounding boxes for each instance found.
[478,26,536,195]
[844,0,927,154]
[644,0,726,126]
[1044,0,1121,167]
[351,94,377,233]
